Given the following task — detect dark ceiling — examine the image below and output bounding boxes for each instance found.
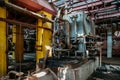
[47,0,120,24]
[7,0,120,26]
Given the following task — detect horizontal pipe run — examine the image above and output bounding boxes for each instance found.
[97,10,119,16]
[5,2,54,23]
[92,12,120,20]
[0,17,52,31]
[72,0,114,11]
[85,5,116,14]
[57,0,99,8]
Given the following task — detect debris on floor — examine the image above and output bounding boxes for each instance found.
[87,63,120,80]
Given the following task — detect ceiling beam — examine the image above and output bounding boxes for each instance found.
[0,17,52,31]
[5,1,54,23]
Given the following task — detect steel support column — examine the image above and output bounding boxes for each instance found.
[16,26,24,62]
[0,6,7,76]
[12,25,16,59]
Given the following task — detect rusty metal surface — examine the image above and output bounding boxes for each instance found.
[10,0,56,15]
[40,57,82,69]
[24,68,58,80]
[57,57,99,80]
[0,68,58,80]
[5,2,54,23]
[32,0,56,14]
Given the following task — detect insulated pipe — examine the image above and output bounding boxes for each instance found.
[5,1,54,23]
[92,12,120,20]
[72,0,114,11]
[98,10,118,16]
[72,15,78,43]
[85,5,116,14]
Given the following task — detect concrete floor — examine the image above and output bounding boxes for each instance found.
[87,70,120,80]
[87,56,120,80]
[102,57,120,65]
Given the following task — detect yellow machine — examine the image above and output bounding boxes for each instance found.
[0,6,7,76]
[0,4,53,76]
[36,11,52,63]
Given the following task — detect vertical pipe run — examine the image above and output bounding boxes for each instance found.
[73,15,78,43]
[66,21,70,48]
[107,28,112,58]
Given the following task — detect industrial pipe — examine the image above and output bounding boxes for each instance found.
[72,0,114,11]
[92,12,120,20]
[66,21,71,49]
[5,1,54,23]
[85,5,116,14]
[98,10,119,16]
